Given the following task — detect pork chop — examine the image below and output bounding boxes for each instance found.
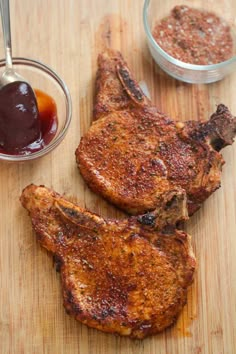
[20,184,195,338]
[76,49,236,215]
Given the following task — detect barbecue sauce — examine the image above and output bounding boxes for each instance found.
[0,82,58,155]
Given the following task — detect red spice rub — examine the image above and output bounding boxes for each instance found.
[152,5,233,65]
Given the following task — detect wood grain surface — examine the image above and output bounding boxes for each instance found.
[0,1,236,353]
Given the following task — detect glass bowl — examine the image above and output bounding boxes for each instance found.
[0,58,72,162]
[143,0,236,83]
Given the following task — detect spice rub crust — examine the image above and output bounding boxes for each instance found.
[20,184,196,339]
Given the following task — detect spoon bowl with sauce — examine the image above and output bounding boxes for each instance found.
[0,0,42,153]
[0,57,72,162]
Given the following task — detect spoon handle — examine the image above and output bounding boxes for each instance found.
[0,0,12,69]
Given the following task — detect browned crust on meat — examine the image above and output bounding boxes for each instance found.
[76,49,235,216]
[76,106,224,216]
[20,184,196,339]
[76,49,236,216]
[93,49,150,120]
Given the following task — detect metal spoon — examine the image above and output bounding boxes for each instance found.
[0,0,27,88]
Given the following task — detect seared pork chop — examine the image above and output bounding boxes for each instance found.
[20,184,195,338]
[76,49,236,215]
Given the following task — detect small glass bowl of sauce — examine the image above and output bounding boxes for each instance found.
[0,58,72,162]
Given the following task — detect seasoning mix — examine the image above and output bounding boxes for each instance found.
[152,5,233,65]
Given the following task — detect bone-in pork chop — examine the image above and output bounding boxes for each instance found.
[76,49,236,215]
[20,184,195,338]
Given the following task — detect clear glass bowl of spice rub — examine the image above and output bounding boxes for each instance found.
[0,58,72,162]
[143,0,236,83]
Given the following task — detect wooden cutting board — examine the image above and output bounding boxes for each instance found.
[0,1,236,353]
